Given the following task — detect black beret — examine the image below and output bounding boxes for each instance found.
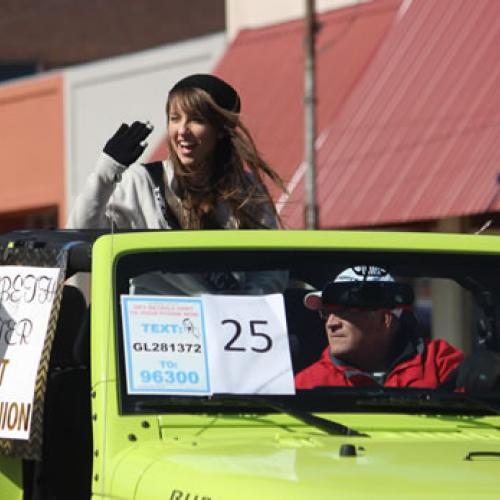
[169,73,241,113]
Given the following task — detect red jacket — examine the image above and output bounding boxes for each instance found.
[295,339,463,389]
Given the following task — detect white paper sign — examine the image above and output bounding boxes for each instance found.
[121,294,295,396]
[202,294,295,394]
[121,296,211,395]
[0,266,61,440]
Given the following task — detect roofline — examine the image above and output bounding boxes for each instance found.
[2,229,500,278]
[92,229,500,255]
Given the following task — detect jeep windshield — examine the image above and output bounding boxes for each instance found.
[114,245,500,416]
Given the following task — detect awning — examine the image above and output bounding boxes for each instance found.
[280,0,500,228]
[150,0,500,229]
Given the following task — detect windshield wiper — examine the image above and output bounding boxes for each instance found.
[135,395,367,437]
[350,388,500,414]
[450,392,500,415]
[244,396,368,437]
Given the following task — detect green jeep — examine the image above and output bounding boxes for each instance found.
[0,229,500,499]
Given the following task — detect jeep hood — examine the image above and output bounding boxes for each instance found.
[107,413,500,499]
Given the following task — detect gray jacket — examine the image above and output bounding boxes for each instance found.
[67,153,277,230]
[67,153,287,294]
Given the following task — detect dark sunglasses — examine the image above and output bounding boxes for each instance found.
[318,306,379,320]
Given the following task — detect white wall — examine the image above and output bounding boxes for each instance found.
[226,0,366,39]
[63,32,226,219]
[431,217,471,352]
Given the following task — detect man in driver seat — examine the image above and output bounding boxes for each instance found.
[295,266,464,389]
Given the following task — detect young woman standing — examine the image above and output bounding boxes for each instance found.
[68,74,288,294]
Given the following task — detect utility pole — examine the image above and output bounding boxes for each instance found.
[304,0,318,229]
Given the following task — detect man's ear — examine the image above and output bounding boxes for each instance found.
[383,311,395,329]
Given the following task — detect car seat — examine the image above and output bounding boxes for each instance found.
[284,287,327,374]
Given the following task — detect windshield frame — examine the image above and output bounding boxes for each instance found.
[113,247,500,415]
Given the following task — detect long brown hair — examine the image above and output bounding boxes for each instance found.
[166,87,287,229]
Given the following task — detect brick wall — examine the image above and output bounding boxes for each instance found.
[0,0,225,70]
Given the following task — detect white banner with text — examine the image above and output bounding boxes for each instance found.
[0,266,60,440]
[121,293,295,396]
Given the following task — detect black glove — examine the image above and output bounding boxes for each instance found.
[456,350,500,393]
[103,121,153,166]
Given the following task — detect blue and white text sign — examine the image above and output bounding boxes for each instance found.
[121,296,210,395]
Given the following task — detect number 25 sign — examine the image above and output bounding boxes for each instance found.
[202,294,295,394]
